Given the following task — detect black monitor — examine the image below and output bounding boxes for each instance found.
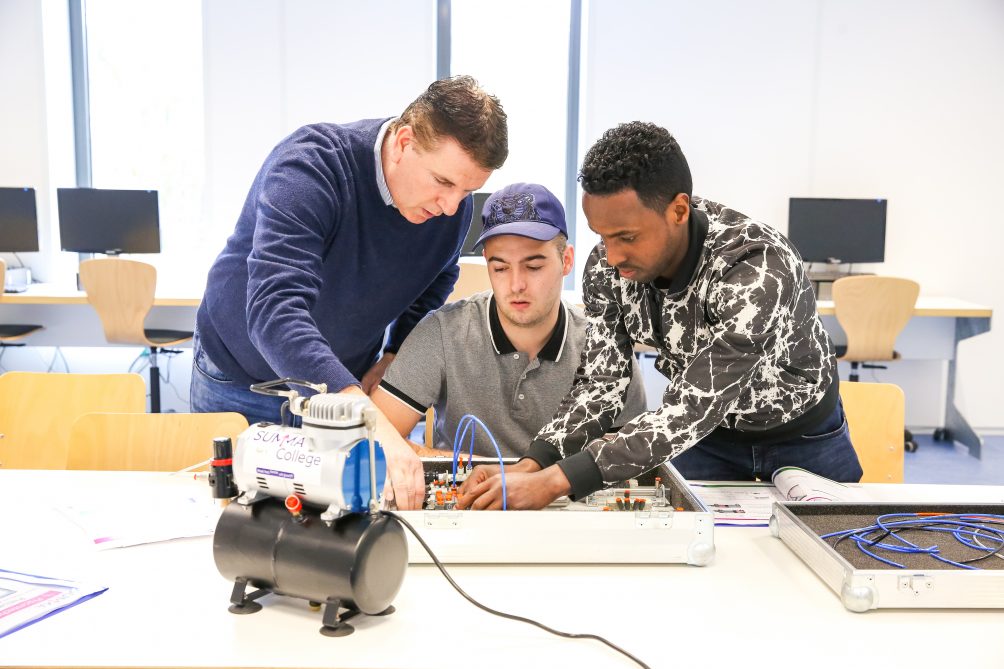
[0,187,40,252]
[57,187,160,254]
[787,197,887,264]
[460,192,491,256]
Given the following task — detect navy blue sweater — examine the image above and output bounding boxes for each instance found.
[196,118,472,392]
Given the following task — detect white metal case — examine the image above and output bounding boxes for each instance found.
[770,502,1004,611]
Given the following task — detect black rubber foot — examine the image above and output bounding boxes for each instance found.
[320,624,355,637]
[228,601,263,615]
[372,605,395,616]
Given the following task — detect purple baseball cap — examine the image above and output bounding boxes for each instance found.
[475,183,567,247]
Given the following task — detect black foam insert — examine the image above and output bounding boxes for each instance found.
[783,503,1004,570]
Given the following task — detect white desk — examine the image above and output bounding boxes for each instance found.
[818,296,993,458]
[2,471,1003,669]
[0,283,200,347]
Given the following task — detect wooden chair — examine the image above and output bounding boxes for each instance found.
[832,275,920,451]
[79,258,194,413]
[840,381,905,483]
[66,411,249,471]
[0,371,146,469]
[832,276,919,376]
[0,260,43,345]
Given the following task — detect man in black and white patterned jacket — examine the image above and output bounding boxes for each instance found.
[458,121,862,510]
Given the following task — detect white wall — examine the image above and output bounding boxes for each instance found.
[581,0,1004,430]
[201,0,437,285]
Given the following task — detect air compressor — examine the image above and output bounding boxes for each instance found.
[209,379,408,636]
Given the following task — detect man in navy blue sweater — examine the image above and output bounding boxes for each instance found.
[192,76,508,509]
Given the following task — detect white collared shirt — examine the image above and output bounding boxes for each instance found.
[373,118,396,207]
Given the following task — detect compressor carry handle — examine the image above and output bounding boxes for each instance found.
[249,378,328,399]
[363,406,380,516]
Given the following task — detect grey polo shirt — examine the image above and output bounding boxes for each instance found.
[379,291,647,458]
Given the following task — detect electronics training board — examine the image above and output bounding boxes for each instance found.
[396,461,715,565]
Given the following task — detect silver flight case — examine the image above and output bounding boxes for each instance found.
[770,501,1004,611]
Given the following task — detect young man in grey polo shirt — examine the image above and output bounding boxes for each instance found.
[371,183,645,459]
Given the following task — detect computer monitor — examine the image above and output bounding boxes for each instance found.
[460,192,491,257]
[57,187,160,254]
[0,187,40,252]
[787,197,887,264]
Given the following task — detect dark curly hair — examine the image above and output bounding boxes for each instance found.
[391,75,508,171]
[579,121,692,214]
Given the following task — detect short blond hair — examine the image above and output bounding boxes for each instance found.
[551,234,568,258]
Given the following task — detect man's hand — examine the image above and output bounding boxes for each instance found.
[456,464,570,511]
[379,434,426,510]
[360,352,395,394]
[340,384,424,509]
[457,458,540,498]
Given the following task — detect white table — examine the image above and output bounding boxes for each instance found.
[1,470,1003,669]
[0,283,200,347]
[818,296,993,457]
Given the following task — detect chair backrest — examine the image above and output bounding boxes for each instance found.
[840,381,905,483]
[447,262,491,303]
[66,412,250,471]
[79,258,158,346]
[0,372,147,469]
[424,407,436,450]
[832,276,919,362]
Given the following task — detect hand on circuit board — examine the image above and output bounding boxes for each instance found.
[456,462,571,511]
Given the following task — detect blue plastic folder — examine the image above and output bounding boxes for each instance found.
[0,568,107,639]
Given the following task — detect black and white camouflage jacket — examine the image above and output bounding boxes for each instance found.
[526,197,837,499]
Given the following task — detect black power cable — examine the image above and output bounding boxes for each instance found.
[383,510,651,669]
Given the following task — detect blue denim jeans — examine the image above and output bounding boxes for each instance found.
[190,333,294,426]
[670,398,863,482]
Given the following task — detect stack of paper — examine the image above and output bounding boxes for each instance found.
[0,569,106,639]
[689,467,866,526]
[57,495,222,550]
[687,482,784,526]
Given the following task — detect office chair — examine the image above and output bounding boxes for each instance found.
[0,260,44,347]
[67,411,249,471]
[0,371,146,469]
[79,258,194,413]
[839,381,905,483]
[831,275,920,452]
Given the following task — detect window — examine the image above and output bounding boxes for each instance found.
[85,0,205,291]
[450,0,572,206]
